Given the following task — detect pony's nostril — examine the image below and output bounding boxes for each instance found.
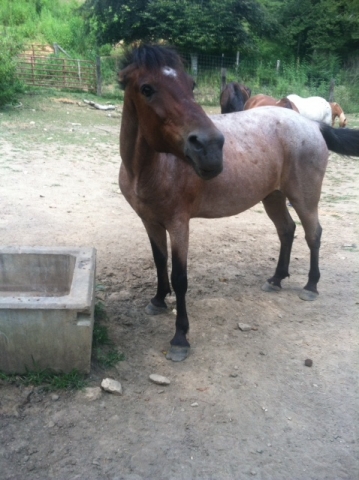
[188,134,204,152]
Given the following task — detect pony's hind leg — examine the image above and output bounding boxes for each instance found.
[292,207,322,301]
[261,190,296,292]
[143,222,171,315]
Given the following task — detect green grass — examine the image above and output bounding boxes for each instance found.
[92,300,125,369]
[0,368,86,390]
[94,348,125,369]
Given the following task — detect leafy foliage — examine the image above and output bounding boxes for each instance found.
[0,0,95,55]
[0,34,24,107]
[81,0,274,54]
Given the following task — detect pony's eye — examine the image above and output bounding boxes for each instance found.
[140,84,154,98]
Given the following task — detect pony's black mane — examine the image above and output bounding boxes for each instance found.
[120,44,183,73]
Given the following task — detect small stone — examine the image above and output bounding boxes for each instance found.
[51,394,59,401]
[230,373,238,378]
[101,378,123,395]
[191,402,199,407]
[304,358,313,367]
[119,290,132,300]
[82,387,102,401]
[149,374,170,386]
[237,322,252,331]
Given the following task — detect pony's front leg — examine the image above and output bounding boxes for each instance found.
[143,222,171,315]
[166,222,190,362]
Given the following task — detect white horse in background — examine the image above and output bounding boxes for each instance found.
[287,94,332,125]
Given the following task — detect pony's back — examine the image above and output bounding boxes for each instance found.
[287,94,331,125]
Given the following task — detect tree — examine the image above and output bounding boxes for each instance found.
[273,0,359,61]
[81,0,275,54]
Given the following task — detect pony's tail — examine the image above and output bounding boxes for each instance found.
[320,123,359,157]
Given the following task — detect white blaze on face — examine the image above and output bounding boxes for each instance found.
[162,66,177,78]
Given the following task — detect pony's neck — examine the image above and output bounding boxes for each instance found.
[120,96,157,177]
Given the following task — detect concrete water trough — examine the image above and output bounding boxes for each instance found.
[0,246,96,374]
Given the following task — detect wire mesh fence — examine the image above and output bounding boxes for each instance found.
[17,44,97,94]
[15,45,359,112]
[100,51,346,106]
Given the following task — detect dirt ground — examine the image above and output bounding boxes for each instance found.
[0,94,358,480]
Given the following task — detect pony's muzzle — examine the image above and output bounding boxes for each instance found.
[185,130,224,180]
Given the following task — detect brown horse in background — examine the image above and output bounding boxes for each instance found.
[220,82,251,113]
[329,102,347,127]
[118,44,359,362]
[244,94,299,112]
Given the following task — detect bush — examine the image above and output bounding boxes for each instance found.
[0,35,24,107]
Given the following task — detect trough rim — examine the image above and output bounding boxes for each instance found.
[0,246,96,310]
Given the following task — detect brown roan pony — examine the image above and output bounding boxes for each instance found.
[244,94,299,112]
[220,82,251,113]
[118,45,359,362]
[329,102,347,127]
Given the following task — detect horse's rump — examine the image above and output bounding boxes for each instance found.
[244,94,299,112]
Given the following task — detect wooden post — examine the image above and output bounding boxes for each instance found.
[77,60,82,84]
[329,79,335,102]
[190,53,198,81]
[31,56,35,85]
[96,56,102,96]
[221,68,227,93]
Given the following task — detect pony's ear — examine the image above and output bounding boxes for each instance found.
[244,86,251,98]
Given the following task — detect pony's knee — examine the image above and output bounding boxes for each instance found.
[305,224,322,249]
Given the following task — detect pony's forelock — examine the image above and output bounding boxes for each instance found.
[118,44,184,90]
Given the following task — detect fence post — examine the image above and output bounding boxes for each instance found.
[190,53,198,82]
[220,68,227,93]
[329,79,335,102]
[96,56,102,96]
[276,59,280,73]
[31,56,35,85]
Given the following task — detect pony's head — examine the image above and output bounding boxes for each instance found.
[220,82,251,114]
[330,102,347,128]
[118,44,224,180]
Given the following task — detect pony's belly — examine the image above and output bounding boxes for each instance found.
[196,179,277,218]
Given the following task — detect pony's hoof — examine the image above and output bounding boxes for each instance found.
[145,302,167,315]
[299,289,318,301]
[261,281,281,293]
[166,346,190,362]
